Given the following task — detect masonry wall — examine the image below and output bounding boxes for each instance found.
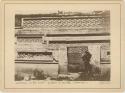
[45,43,110,74]
[15,12,110,79]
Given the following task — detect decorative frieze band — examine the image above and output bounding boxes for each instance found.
[22,17,108,29]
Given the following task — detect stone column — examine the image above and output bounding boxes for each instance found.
[58,46,68,74]
[88,45,101,67]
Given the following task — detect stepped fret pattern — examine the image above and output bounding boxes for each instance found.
[23,18,106,29]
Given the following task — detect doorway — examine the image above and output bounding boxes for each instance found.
[67,46,88,73]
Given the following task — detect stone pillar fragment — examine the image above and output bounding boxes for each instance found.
[88,45,101,67]
[58,46,68,74]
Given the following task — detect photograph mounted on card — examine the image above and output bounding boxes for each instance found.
[0,0,124,92]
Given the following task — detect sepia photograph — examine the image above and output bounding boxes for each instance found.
[15,10,110,81]
[1,0,123,90]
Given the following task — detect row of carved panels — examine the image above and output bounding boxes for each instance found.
[22,18,108,28]
[16,53,53,60]
[17,38,43,43]
[15,45,110,61]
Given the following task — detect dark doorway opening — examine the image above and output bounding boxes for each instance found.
[67,46,88,73]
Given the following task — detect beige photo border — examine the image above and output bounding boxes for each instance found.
[0,0,124,92]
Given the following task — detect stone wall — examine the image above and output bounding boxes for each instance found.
[15,12,110,77]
